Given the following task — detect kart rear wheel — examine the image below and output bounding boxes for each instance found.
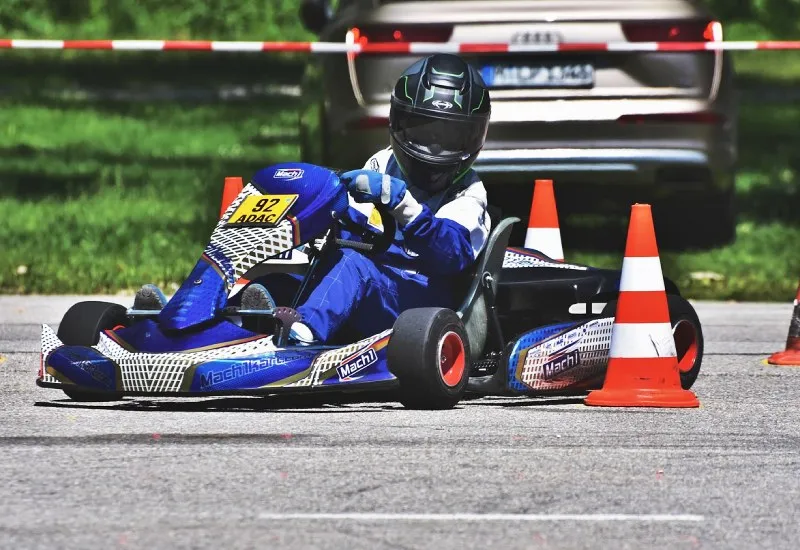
[602,294,703,389]
[387,308,470,410]
[56,301,128,402]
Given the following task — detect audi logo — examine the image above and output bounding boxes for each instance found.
[510,31,562,45]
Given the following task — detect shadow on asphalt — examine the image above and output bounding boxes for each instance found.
[33,393,399,413]
[33,393,588,412]
[464,396,586,407]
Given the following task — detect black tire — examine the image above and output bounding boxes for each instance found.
[387,308,470,410]
[56,301,128,401]
[602,294,703,389]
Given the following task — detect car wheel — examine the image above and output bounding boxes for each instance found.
[56,301,128,402]
[602,294,703,390]
[387,308,471,410]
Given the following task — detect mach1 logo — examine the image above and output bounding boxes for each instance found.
[199,355,305,389]
[337,348,378,380]
[542,349,581,380]
[274,168,304,181]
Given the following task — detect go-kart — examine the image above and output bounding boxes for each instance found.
[37,163,703,409]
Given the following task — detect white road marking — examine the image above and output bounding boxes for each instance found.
[258,513,704,522]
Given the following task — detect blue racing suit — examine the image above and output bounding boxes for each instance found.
[285,148,491,342]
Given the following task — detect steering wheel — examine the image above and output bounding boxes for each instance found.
[334,202,397,256]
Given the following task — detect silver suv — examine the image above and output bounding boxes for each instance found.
[298,0,737,246]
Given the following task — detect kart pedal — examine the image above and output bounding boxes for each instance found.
[132,284,168,311]
[273,306,303,347]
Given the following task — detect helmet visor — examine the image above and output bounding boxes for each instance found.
[390,109,488,162]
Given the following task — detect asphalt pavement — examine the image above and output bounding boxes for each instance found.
[1,295,798,549]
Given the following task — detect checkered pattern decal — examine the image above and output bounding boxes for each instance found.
[100,332,283,392]
[40,324,395,393]
[40,324,62,385]
[288,329,393,387]
[514,318,614,392]
[503,249,589,271]
[206,183,297,287]
[40,324,281,392]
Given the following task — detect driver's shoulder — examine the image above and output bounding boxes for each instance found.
[362,147,393,173]
[451,170,488,203]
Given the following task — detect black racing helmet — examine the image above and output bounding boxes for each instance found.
[389,54,491,194]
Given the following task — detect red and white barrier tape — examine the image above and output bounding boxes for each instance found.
[1,39,800,53]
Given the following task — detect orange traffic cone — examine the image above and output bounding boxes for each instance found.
[585,203,700,408]
[767,280,800,366]
[524,179,564,261]
[219,176,244,219]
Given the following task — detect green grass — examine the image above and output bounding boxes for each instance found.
[0,0,313,42]
[0,91,303,293]
[1,96,797,299]
[0,50,798,300]
[572,223,800,302]
[725,21,800,84]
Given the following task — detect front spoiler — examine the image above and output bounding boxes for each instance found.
[36,377,399,398]
[40,323,396,396]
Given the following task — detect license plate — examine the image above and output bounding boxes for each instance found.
[225,194,298,227]
[481,64,594,88]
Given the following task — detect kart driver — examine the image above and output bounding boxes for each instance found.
[255,54,493,344]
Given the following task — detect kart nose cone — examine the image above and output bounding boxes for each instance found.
[46,346,120,392]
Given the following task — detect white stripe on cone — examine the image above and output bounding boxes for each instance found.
[619,257,666,292]
[524,228,564,261]
[609,323,677,358]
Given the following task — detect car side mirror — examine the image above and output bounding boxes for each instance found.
[300,0,332,35]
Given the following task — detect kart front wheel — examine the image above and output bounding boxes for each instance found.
[387,308,470,410]
[602,294,703,390]
[56,301,128,402]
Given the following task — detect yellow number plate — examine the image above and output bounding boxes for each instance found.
[367,207,383,230]
[226,194,298,227]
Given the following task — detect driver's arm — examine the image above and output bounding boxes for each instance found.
[393,176,491,276]
[342,166,490,276]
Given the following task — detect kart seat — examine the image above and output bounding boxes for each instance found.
[456,210,519,362]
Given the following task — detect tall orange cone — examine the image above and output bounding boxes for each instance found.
[524,179,564,261]
[219,176,244,219]
[585,203,700,408]
[767,280,800,366]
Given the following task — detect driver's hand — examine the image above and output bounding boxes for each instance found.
[340,169,408,209]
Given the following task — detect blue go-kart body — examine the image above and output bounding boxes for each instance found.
[38,163,703,408]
